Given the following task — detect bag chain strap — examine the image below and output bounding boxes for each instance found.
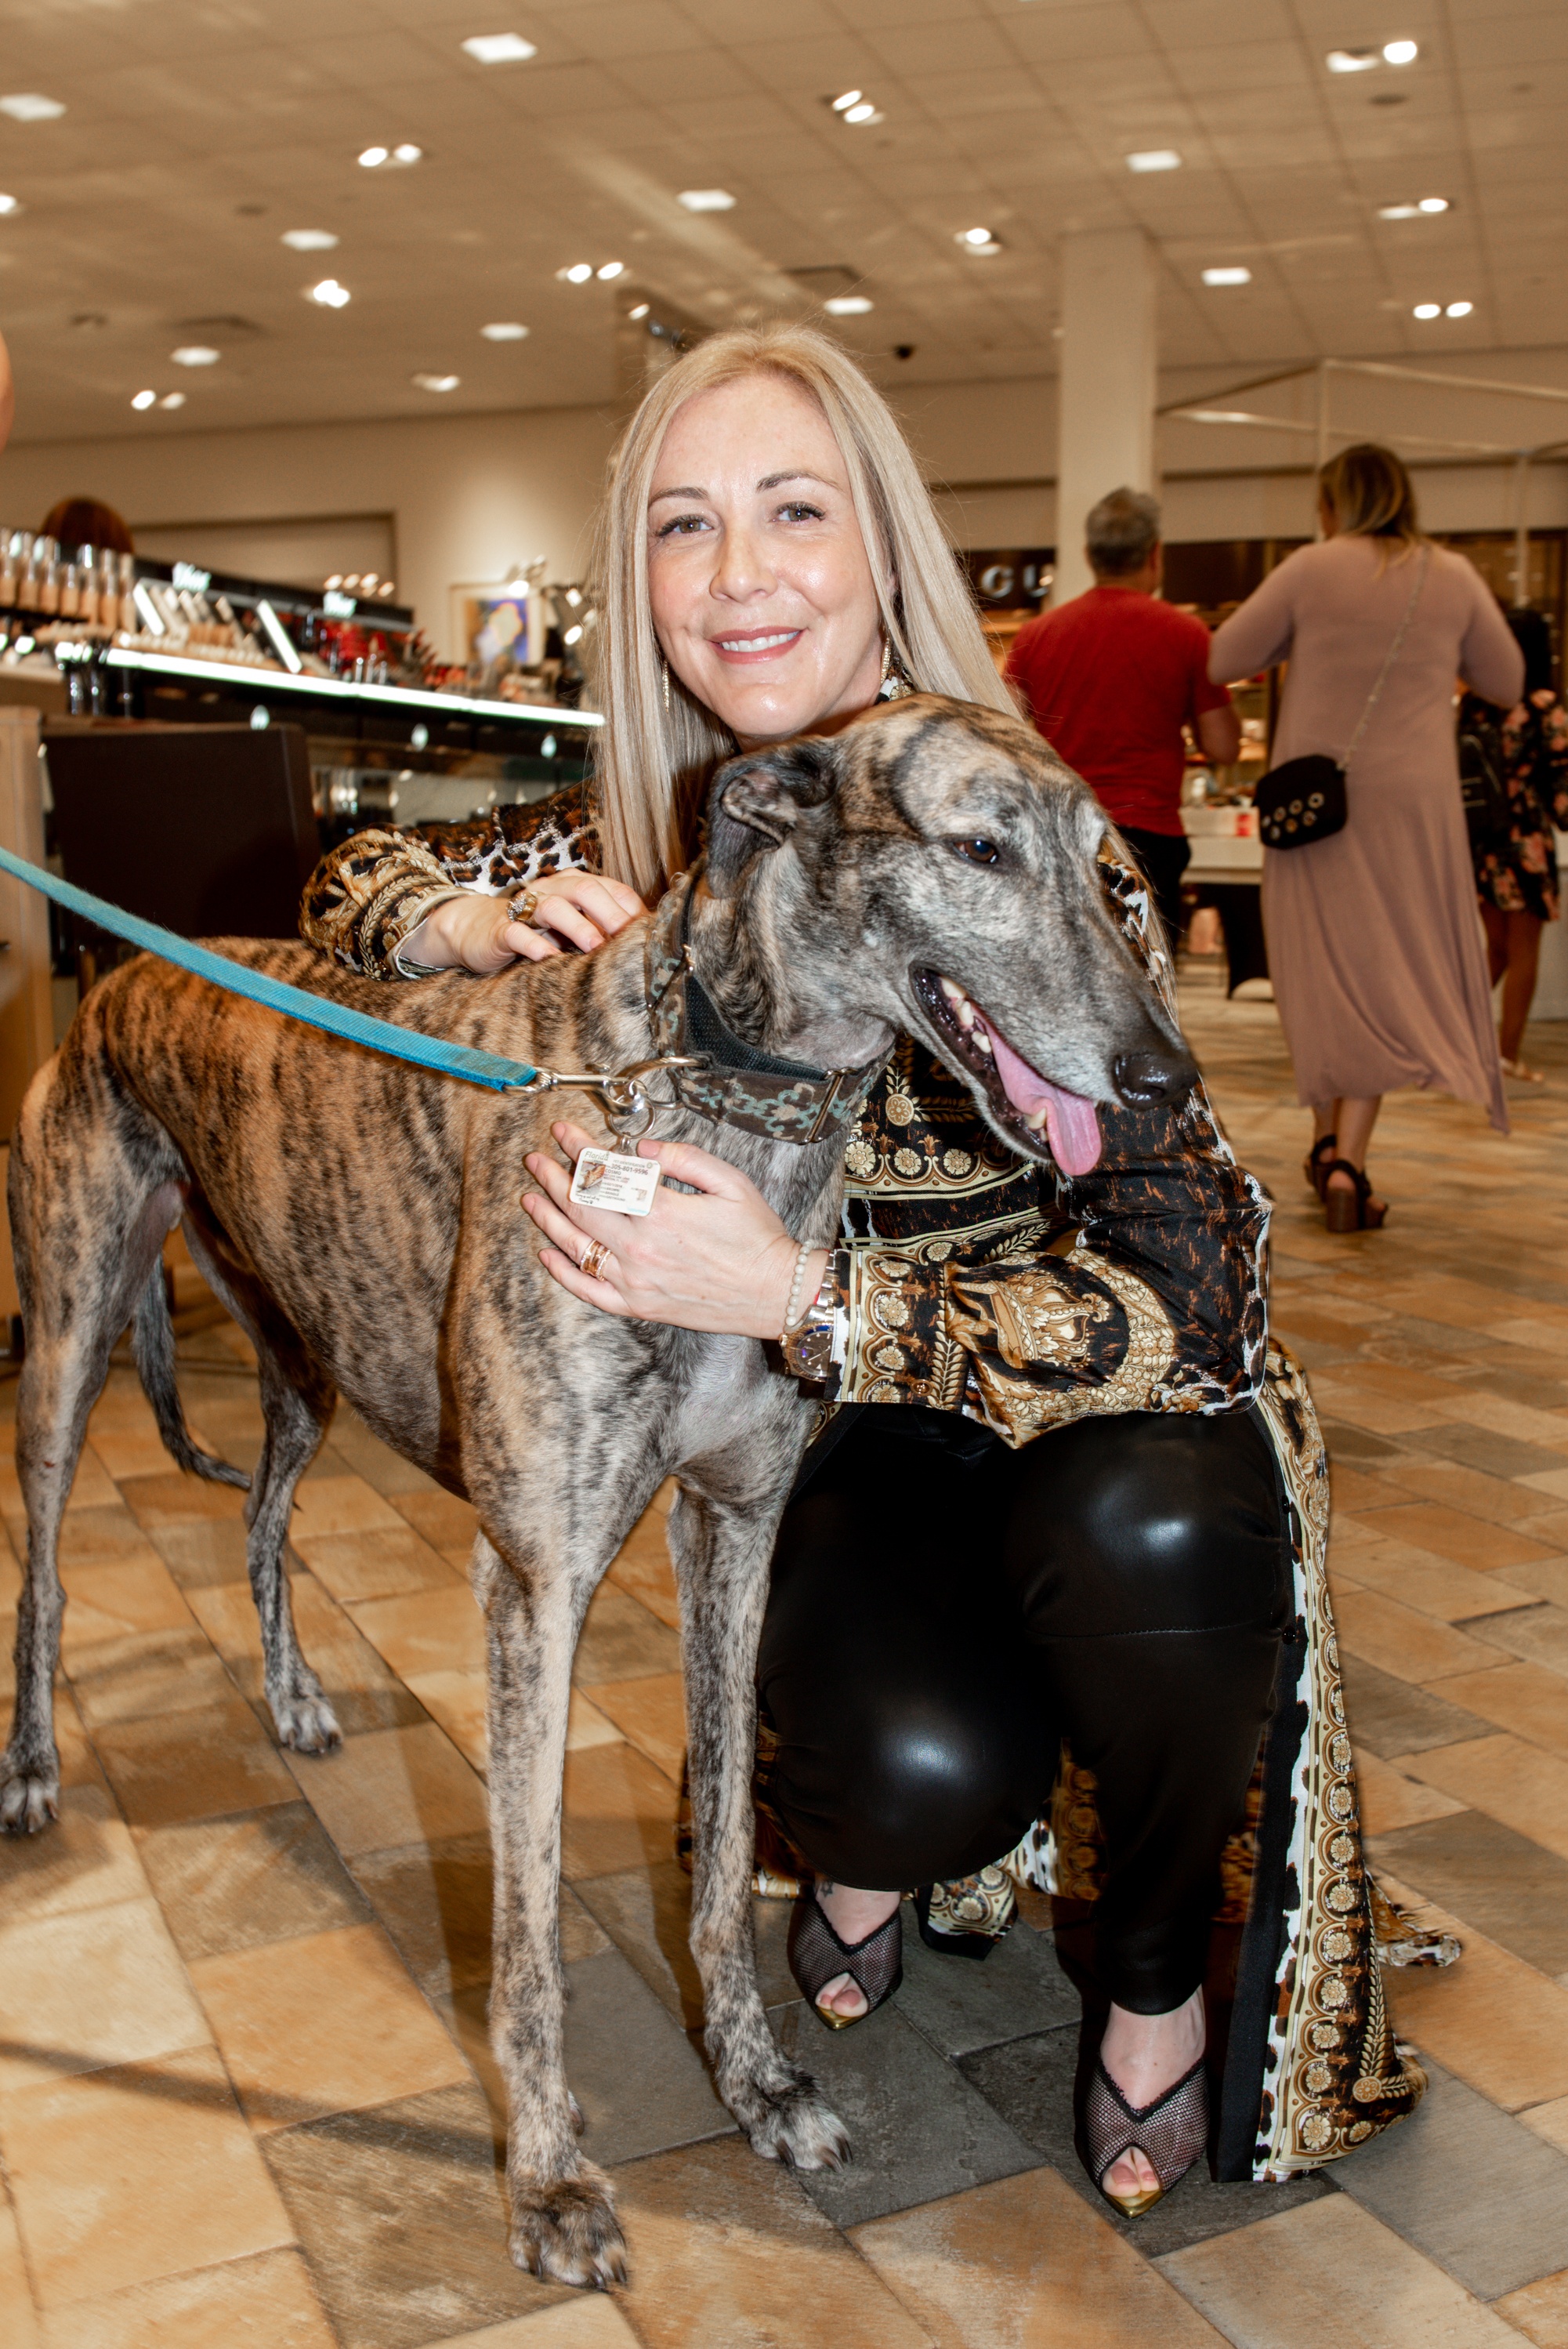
[1341,542,1430,770]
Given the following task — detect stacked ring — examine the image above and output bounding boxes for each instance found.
[580,1238,611,1281]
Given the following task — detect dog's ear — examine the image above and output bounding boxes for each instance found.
[704,735,841,897]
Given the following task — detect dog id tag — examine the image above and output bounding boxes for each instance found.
[569,1147,662,1216]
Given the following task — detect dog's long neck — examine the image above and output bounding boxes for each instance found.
[684,868,893,1075]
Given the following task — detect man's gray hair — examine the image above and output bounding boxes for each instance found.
[1085,487,1161,579]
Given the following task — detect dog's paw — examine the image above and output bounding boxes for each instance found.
[507,2167,627,2290]
[271,1695,342,1755]
[729,2071,851,2173]
[0,1753,60,1835]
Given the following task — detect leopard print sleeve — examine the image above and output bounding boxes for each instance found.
[299,781,597,978]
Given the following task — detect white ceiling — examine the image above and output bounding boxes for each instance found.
[0,0,1563,445]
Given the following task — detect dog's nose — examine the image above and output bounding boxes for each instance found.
[1113,1046,1197,1107]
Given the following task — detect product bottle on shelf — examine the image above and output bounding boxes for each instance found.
[60,553,81,620]
[0,531,17,606]
[116,552,136,632]
[16,533,41,611]
[96,548,117,629]
[38,539,61,617]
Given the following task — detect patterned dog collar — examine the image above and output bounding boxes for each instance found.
[644,873,889,1146]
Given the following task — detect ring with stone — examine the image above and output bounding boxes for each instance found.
[510,889,539,926]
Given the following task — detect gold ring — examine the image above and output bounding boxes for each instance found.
[580,1238,611,1281]
[511,889,539,926]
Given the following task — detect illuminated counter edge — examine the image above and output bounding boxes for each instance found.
[102,647,603,730]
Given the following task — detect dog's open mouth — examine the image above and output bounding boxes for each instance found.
[912,969,1103,1176]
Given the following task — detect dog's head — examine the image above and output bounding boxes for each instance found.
[696,694,1195,1175]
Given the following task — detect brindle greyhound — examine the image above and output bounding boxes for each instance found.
[2,697,1194,2287]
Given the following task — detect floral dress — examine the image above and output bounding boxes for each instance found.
[1468,687,1568,920]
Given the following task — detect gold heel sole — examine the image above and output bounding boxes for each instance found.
[1101,2182,1165,2219]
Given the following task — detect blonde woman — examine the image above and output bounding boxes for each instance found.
[303,329,1423,2213]
[1211,444,1523,1231]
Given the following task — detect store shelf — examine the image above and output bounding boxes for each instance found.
[102,645,601,730]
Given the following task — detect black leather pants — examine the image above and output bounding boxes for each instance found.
[757,1404,1291,2015]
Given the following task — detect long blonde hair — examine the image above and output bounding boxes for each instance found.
[588,323,1013,897]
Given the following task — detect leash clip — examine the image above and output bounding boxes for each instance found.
[517,1053,708,1151]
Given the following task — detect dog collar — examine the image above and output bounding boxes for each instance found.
[644,875,889,1147]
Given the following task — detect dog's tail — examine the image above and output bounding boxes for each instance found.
[132,1265,251,1491]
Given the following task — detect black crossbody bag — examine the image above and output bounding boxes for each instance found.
[1255,544,1429,851]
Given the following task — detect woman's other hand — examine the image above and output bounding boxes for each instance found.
[521,1121,827,1339]
[404,872,646,973]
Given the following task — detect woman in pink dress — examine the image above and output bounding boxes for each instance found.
[1210,444,1523,1231]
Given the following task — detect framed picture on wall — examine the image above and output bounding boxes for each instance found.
[450,578,545,671]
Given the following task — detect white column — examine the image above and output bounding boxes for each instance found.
[1054,227,1157,604]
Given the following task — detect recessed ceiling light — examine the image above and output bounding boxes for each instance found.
[0,194,20,216]
[825,294,873,315]
[563,624,584,646]
[131,390,157,411]
[1125,148,1182,172]
[462,33,538,63]
[557,263,593,284]
[392,143,422,164]
[282,229,339,251]
[956,227,1003,254]
[596,260,624,280]
[171,345,220,366]
[1327,48,1379,72]
[1413,302,1441,319]
[480,321,529,340]
[1418,195,1449,213]
[306,278,351,307]
[0,93,65,121]
[1384,38,1418,64]
[1378,203,1419,219]
[358,146,389,168]
[831,91,863,112]
[628,302,650,320]
[678,189,735,212]
[359,143,422,170]
[842,102,881,124]
[1446,299,1473,317]
[1202,266,1251,286]
[159,392,186,409]
[414,372,460,392]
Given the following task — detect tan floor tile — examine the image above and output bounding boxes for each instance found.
[53,1686,110,1796]
[190,1920,469,2134]
[1378,1872,1568,2109]
[288,1474,407,1540]
[1302,1380,1449,1435]
[82,1429,186,1484]
[284,1721,487,1855]
[398,1672,620,1775]
[1350,1502,1564,1573]
[853,2166,1223,2346]
[424,2307,643,2347]
[349,1582,486,1680]
[0,2195,42,2349]
[1353,1749,1467,1834]
[1521,2097,1568,2155]
[118,1473,251,1531]
[42,2246,336,2349]
[1394,1732,1568,1863]
[1429,1391,1568,1455]
[1382,1458,1568,1527]
[1333,1586,1501,1682]
[0,1785,149,1924]
[0,2045,292,2308]
[559,1742,680,1882]
[0,1895,210,2093]
[58,1559,194,1654]
[1438,1662,1568,1760]
[1331,1539,1537,1622]
[1504,1556,1568,1609]
[295,1522,459,1604]
[1522,1469,1568,1503]
[613,2136,936,2347]
[605,1513,681,1632]
[586,1673,686,1784]
[44,1510,165,1574]
[1157,2192,1522,2346]
[1494,2268,1568,2349]
[391,1488,479,1558]
[92,1696,299,1828]
[65,1626,233,1727]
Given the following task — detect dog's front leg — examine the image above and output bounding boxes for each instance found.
[475,1532,627,2289]
[672,1480,849,2173]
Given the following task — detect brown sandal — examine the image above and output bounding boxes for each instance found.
[1324,1159,1387,1233]
[1304,1133,1337,1199]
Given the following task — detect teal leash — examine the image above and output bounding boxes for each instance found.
[0,843,549,1093]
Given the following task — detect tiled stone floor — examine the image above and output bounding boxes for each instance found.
[4,961,1568,2345]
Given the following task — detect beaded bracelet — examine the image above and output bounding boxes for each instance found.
[780,1237,817,1337]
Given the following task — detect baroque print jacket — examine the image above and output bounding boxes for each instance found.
[301,788,1438,2180]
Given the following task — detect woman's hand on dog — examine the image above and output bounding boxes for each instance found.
[522,1121,830,1339]
[402,873,646,972]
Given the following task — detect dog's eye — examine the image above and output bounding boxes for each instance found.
[951,836,1001,867]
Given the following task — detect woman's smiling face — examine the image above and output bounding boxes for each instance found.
[646,370,889,747]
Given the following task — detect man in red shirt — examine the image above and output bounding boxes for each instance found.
[1006,488,1239,945]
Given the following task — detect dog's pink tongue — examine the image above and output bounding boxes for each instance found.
[979,1017,1103,1176]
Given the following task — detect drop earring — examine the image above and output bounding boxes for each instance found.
[878,633,913,701]
[661,655,671,712]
